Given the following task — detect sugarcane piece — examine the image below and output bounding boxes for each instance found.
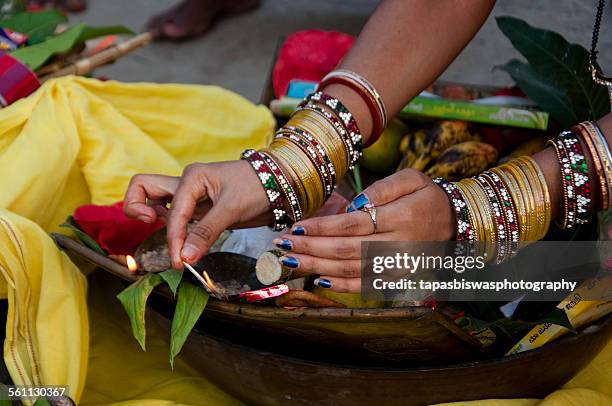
[411,121,481,171]
[256,250,306,285]
[275,289,346,308]
[39,32,152,82]
[424,141,497,180]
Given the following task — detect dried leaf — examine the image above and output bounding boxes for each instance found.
[117,273,164,351]
[159,269,184,297]
[169,282,208,368]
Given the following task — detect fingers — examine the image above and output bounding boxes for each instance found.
[166,164,209,268]
[314,276,361,293]
[179,203,235,266]
[274,230,389,260]
[279,252,361,278]
[123,174,179,223]
[347,169,429,212]
[289,210,376,237]
[312,192,350,217]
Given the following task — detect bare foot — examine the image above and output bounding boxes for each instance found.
[28,0,87,13]
[146,0,260,41]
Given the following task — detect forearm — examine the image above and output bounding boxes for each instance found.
[534,112,612,221]
[323,0,495,142]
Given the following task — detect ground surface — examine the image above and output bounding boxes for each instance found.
[71,0,612,102]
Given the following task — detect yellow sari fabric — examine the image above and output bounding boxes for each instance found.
[0,75,608,405]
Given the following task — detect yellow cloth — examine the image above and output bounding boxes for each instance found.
[0,75,608,405]
[0,75,273,404]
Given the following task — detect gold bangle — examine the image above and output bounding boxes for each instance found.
[461,178,497,259]
[518,159,544,240]
[504,161,538,241]
[516,156,551,240]
[271,142,324,216]
[266,147,308,217]
[275,128,333,197]
[291,109,349,177]
[457,180,484,242]
[290,111,347,178]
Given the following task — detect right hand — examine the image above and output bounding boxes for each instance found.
[124,160,272,268]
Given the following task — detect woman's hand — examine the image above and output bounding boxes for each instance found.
[124,160,271,268]
[273,169,455,293]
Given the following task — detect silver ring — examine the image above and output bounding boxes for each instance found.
[360,203,378,234]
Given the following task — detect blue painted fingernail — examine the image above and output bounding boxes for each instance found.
[281,256,299,268]
[291,226,305,235]
[315,278,332,289]
[274,238,293,250]
[350,193,370,211]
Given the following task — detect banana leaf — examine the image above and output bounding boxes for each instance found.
[496,16,610,127]
[11,23,134,70]
[0,10,67,44]
[169,281,209,368]
[117,273,164,351]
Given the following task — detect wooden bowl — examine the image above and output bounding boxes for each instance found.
[53,233,483,365]
[53,234,612,404]
[152,308,612,406]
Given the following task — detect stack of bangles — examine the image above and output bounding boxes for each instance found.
[241,69,387,230]
[435,121,611,262]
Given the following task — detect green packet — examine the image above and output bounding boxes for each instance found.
[270,96,549,130]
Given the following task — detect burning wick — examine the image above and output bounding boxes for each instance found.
[182,261,214,294]
[126,255,138,273]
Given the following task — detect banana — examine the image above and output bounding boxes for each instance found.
[397,128,425,171]
[424,141,497,180]
[499,136,547,164]
[399,133,411,153]
[411,120,480,171]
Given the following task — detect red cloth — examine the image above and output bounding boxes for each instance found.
[74,202,164,255]
[0,51,39,106]
[272,30,354,98]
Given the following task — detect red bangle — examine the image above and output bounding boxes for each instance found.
[318,70,387,147]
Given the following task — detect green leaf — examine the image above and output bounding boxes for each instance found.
[496,16,610,125]
[59,215,106,255]
[159,268,184,297]
[496,59,579,127]
[11,23,134,70]
[0,10,67,44]
[33,398,51,406]
[169,282,209,368]
[117,273,164,351]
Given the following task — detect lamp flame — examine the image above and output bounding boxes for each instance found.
[126,255,138,273]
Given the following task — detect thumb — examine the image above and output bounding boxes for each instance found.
[180,203,234,264]
[347,169,429,212]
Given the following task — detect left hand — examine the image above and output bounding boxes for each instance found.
[273,169,455,292]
